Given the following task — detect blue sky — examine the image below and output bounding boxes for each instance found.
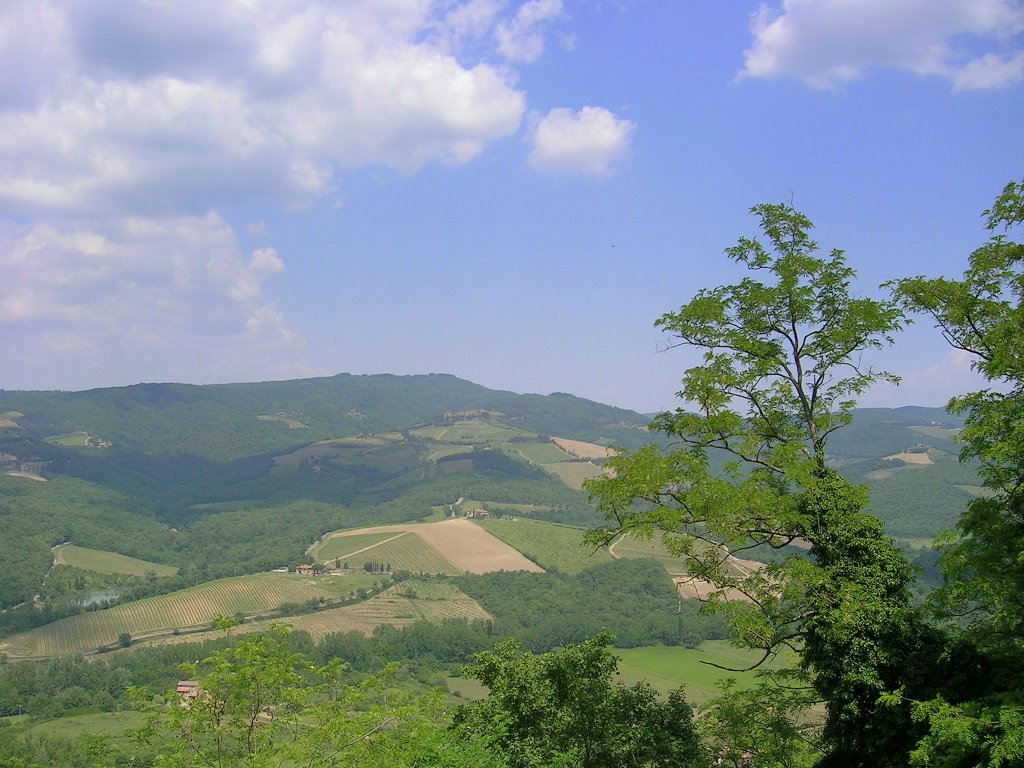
[1,0,1022,413]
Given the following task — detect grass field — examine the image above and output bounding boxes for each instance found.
[411,421,527,443]
[509,442,572,465]
[614,641,795,705]
[475,519,613,573]
[44,431,91,446]
[28,711,146,739]
[53,544,179,577]
[545,461,605,490]
[0,572,376,657]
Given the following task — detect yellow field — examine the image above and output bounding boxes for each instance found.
[545,461,606,490]
[551,437,617,459]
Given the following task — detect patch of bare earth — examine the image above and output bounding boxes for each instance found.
[4,471,46,482]
[551,437,617,460]
[883,451,934,465]
[324,519,544,574]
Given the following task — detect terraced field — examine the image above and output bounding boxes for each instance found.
[0,573,358,657]
[52,544,178,577]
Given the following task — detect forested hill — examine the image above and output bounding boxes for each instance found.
[0,373,651,460]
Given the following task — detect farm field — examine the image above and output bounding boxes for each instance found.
[28,711,146,740]
[551,437,616,460]
[44,431,91,446]
[52,544,178,578]
[0,572,375,658]
[140,580,491,646]
[313,532,405,564]
[545,461,605,490]
[320,532,463,576]
[411,420,527,443]
[474,519,613,573]
[313,519,544,575]
[509,442,572,465]
[614,641,795,705]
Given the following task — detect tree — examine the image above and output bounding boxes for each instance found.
[585,203,936,766]
[131,625,491,768]
[892,179,1024,767]
[452,632,706,768]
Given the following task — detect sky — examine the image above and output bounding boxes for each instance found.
[1,0,1022,414]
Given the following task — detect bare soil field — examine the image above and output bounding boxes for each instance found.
[4,471,46,482]
[551,437,617,460]
[318,519,544,574]
[883,451,934,465]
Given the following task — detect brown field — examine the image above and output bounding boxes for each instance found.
[545,461,606,490]
[317,519,544,574]
[4,471,46,482]
[551,437,617,460]
[883,451,934,465]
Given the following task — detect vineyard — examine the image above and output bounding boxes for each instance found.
[139,580,492,645]
[0,573,354,657]
[474,519,612,573]
[313,532,403,564]
[321,532,462,576]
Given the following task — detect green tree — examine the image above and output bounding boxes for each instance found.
[892,179,1024,767]
[453,632,706,768]
[586,203,935,766]
[132,625,489,768]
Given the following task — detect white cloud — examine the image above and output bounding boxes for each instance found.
[497,0,564,63]
[740,0,1024,90]
[0,1,532,217]
[0,214,307,388]
[529,106,635,174]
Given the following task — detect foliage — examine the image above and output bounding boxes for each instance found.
[453,632,707,768]
[131,625,492,768]
[585,202,932,765]
[892,179,1024,766]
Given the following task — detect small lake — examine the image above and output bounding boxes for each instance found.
[76,588,122,606]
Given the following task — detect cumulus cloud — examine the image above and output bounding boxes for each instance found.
[0,1,532,217]
[740,0,1024,90]
[497,0,564,63]
[0,214,306,388]
[529,106,635,174]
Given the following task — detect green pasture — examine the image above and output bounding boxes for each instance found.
[28,711,146,739]
[475,519,612,573]
[54,544,178,578]
[614,641,795,705]
[44,432,91,446]
[509,442,572,465]
[544,461,604,490]
[411,421,528,444]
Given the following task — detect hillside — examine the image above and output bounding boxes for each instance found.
[0,374,981,629]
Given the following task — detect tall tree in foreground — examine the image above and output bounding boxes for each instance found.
[586,203,938,766]
[893,180,1024,767]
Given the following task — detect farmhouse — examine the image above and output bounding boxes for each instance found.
[175,680,201,706]
[465,508,490,519]
[294,563,315,575]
